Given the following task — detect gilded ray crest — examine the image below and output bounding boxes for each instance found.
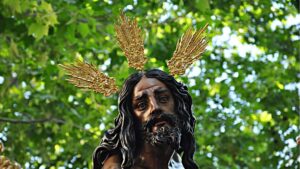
[167,24,208,75]
[115,13,147,70]
[59,13,208,97]
[59,60,118,96]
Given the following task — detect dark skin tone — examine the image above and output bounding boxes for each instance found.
[102,77,176,169]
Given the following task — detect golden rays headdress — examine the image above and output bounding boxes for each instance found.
[60,13,208,96]
[167,24,208,75]
[59,60,118,96]
[115,13,147,70]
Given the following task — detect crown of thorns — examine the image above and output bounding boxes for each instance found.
[60,13,208,96]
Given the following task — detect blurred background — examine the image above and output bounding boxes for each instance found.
[0,0,299,168]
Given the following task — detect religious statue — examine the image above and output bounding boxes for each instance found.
[60,13,207,169]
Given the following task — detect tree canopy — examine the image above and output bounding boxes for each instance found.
[0,0,299,168]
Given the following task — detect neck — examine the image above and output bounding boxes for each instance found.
[132,142,174,169]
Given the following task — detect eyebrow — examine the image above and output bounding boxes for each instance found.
[133,93,147,101]
[133,87,170,101]
[154,88,170,95]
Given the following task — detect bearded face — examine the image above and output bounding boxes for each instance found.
[132,77,183,151]
[93,69,198,169]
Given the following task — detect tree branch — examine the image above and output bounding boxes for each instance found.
[0,117,97,135]
[0,117,53,124]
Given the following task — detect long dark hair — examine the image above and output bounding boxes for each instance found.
[93,69,198,169]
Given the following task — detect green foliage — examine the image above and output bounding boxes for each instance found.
[0,0,299,168]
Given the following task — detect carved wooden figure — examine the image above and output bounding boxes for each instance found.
[60,13,207,169]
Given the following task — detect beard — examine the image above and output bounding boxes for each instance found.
[139,112,182,150]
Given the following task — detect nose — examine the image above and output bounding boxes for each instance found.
[149,96,160,113]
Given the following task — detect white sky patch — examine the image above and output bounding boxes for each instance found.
[100,58,111,71]
[233,116,243,125]
[280,59,289,69]
[212,27,231,47]
[84,123,91,130]
[50,60,55,65]
[239,44,263,60]
[244,71,257,83]
[222,26,231,37]
[285,82,300,91]
[0,76,4,84]
[104,58,111,66]
[188,61,202,77]
[68,95,74,102]
[252,125,261,134]
[229,90,238,101]
[270,14,300,31]
[215,72,228,83]
[110,105,117,111]
[133,0,137,5]
[192,89,200,96]
[285,14,300,28]
[14,112,22,116]
[188,66,201,77]
[0,133,7,141]
[158,13,171,23]
[285,138,297,148]
[212,27,264,60]
[39,165,46,169]
[12,72,17,78]
[207,99,217,109]
[232,72,239,78]
[100,65,107,71]
[189,79,196,86]
[206,44,213,52]
[99,123,105,131]
[220,125,225,133]
[124,4,133,11]
[223,49,232,59]
[228,34,241,47]
[21,81,27,88]
[24,91,31,99]
[163,1,172,10]
[270,19,283,31]
[266,53,279,62]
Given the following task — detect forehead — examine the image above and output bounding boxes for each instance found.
[133,77,168,95]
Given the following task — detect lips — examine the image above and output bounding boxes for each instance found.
[152,120,170,132]
[142,113,178,133]
[154,120,168,127]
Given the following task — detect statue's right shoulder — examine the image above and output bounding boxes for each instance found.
[102,153,122,169]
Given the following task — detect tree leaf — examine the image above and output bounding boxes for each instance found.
[28,23,49,40]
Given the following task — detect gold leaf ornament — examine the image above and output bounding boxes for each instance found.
[0,142,21,169]
[167,24,208,75]
[0,156,21,169]
[59,60,118,96]
[115,13,147,70]
[0,141,3,153]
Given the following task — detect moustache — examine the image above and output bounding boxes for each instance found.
[139,112,182,149]
[142,112,180,132]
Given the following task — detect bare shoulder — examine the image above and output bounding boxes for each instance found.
[102,153,122,169]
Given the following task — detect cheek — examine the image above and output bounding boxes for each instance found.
[133,111,147,123]
[168,100,176,113]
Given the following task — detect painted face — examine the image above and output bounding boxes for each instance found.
[132,77,175,123]
[132,76,181,149]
